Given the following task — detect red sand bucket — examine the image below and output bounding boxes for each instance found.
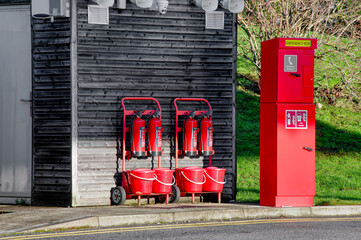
[153,168,175,194]
[178,166,205,193]
[129,168,155,195]
[203,167,226,192]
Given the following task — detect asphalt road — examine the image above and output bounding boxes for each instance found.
[2,217,361,240]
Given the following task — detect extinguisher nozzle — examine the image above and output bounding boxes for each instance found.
[135,111,143,118]
[152,110,161,118]
[202,110,212,118]
[188,110,196,118]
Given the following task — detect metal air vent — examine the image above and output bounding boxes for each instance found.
[205,11,224,30]
[88,5,109,25]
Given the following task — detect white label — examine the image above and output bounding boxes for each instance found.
[285,110,308,129]
[284,55,297,72]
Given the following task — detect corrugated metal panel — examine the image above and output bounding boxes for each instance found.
[74,0,236,206]
[32,17,72,206]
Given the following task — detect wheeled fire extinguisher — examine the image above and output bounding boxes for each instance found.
[147,110,163,156]
[131,110,146,157]
[183,110,198,157]
[198,111,214,156]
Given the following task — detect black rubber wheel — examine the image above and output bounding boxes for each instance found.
[169,185,180,203]
[110,186,126,205]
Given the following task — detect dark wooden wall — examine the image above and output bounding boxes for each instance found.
[32,18,72,206]
[74,0,237,206]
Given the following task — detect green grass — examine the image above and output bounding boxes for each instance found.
[314,104,361,205]
[236,90,260,203]
[235,90,361,205]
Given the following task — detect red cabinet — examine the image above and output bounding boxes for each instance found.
[260,38,317,207]
[260,38,317,103]
[260,103,315,207]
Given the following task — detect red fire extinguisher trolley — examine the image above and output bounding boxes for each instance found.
[110,97,172,206]
[173,98,225,204]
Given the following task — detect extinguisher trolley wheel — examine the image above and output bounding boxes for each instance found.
[155,185,180,204]
[110,186,126,205]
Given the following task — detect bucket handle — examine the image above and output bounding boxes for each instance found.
[181,171,206,185]
[204,171,226,184]
[153,174,175,186]
[129,173,155,181]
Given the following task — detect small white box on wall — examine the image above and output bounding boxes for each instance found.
[205,11,224,30]
[88,5,109,25]
[31,0,70,18]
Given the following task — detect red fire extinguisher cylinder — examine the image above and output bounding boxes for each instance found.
[183,111,198,157]
[147,110,163,156]
[198,111,214,156]
[131,111,146,157]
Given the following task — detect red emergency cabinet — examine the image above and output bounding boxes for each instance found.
[261,38,317,103]
[260,38,317,207]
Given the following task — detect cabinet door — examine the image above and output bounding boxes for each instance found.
[277,49,304,102]
[302,52,315,100]
[276,104,315,196]
[0,5,32,203]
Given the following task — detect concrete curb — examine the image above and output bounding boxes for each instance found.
[28,205,361,232]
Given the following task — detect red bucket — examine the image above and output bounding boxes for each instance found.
[153,168,175,194]
[129,168,154,195]
[177,166,205,193]
[203,167,226,192]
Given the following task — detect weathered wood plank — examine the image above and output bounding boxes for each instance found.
[32,16,72,206]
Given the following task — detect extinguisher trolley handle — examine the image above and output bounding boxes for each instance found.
[173,98,212,116]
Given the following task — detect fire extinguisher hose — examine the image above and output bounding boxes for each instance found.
[153,175,175,186]
[180,171,206,185]
[184,117,188,152]
[130,119,135,154]
[200,122,204,153]
[146,117,152,154]
[204,171,226,184]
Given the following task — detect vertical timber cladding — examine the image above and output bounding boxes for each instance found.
[32,17,72,206]
[76,0,236,206]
